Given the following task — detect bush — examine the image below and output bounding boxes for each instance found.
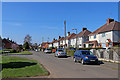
[2,49,16,53]
[77,47,103,50]
[66,50,75,56]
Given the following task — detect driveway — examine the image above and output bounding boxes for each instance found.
[9,51,118,78]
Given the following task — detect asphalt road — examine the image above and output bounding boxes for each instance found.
[11,51,118,78]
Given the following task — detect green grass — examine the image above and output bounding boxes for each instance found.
[1,56,49,78]
[7,51,33,55]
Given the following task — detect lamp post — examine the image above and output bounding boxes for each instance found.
[72,28,77,49]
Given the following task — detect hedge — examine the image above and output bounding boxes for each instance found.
[66,47,103,56]
[77,47,103,50]
[2,49,16,53]
[66,50,75,56]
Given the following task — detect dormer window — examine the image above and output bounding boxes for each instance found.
[94,35,96,39]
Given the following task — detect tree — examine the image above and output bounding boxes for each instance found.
[0,36,2,47]
[23,42,29,50]
[24,34,32,45]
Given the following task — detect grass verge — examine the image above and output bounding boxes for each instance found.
[2,56,49,78]
[5,51,33,55]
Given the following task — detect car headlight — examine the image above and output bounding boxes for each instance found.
[85,56,88,59]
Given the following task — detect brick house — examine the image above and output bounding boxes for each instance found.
[2,38,19,50]
[41,42,50,48]
[84,18,120,48]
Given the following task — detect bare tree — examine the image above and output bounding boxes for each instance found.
[0,36,2,47]
[24,34,32,45]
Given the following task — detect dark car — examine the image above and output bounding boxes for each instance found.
[69,48,76,50]
[73,50,98,65]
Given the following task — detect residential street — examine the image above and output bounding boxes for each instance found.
[10,51,118,78]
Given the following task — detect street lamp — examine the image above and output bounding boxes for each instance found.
[72,28,77,49]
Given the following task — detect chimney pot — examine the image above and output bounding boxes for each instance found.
[82,27,87,31]
[107,18,114,24]
[53,38,55,40]
[67,32,70,36]
[59,36,61,39]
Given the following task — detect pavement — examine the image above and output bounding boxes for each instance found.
[8,51,119,78]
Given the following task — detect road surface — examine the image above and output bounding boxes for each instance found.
[10,51,118,78]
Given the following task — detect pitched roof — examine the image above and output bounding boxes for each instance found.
[89,21,120,36]
[51,39,58,43]
[65,33,76,40]
[72,30,91,39]
[57,37,64,42]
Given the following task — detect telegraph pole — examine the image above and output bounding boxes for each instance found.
[42,37,44,43]
[64,20,66,49]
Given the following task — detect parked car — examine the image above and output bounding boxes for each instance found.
[69,48,76,50]
[44,48,52,53]
[73,50,98,65]
[54,49,67,57]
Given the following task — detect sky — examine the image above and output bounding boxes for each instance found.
[2,2,118,45]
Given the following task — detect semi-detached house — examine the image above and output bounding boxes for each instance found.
[70,28,91,48]
[84,18,120,48]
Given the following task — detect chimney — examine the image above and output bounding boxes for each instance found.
[59,36,61,39]
[67,32,70,36]
[53,38,55,41]
[82,27,87,31]
[107,18,114,24]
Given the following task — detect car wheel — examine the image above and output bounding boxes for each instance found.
[81,59,85,65]
[74,58,77,62]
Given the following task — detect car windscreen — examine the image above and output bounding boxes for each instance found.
[81,51,93,55]
[46,49,51,50]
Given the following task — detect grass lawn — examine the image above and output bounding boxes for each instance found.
[9,51,33,55]
[1,56,49,78]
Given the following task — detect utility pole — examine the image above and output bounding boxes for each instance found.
[64,20,66,49]
[42,37,44,43]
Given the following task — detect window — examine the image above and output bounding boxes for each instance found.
[94,35,96,39]
[102,33,105,37]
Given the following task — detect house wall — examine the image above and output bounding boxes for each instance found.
[89,34,99,42]
[113,31,120,42]
[53,42,59,48]
[70,38,76,48]
[77,37,83,48]
[99,31,113,43]
[49,44,52,48]
[89,31,118,47]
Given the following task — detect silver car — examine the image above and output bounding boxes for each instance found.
[44,48,52,53]
[54,49,67,57]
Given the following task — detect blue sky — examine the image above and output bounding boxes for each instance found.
[2,2,118,44]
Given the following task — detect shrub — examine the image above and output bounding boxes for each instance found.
[77,47,103,50]
[2,49,16,53]
[66,50,75,56]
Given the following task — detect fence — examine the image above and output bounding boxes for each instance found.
[90,48,120,63]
